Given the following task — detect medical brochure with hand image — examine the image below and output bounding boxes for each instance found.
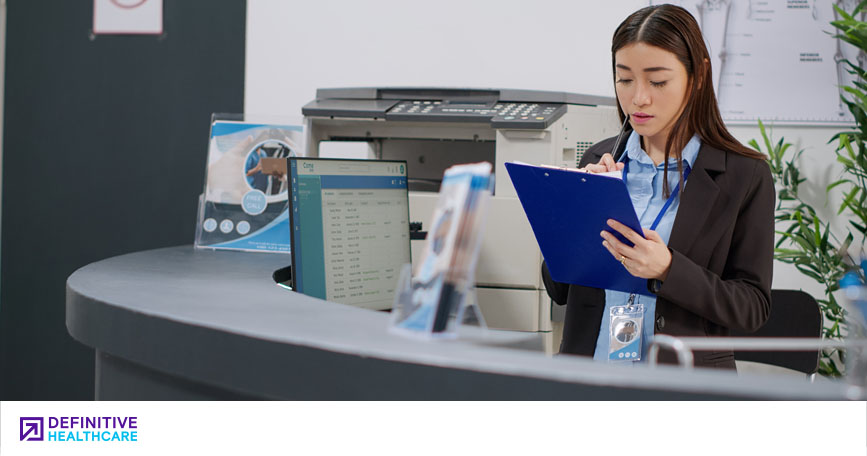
[391,162,492,335]
[195,114,304,253]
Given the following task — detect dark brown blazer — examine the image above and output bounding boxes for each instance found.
[541,135,774,369]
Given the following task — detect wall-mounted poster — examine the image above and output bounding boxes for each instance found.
[651,0,864,125]
[93,0,163,35]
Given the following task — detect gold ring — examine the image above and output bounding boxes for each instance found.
[620,255,627,265]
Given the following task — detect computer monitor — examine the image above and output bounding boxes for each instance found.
[288,157,411,310]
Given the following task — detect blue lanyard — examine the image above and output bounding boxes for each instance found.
[621,157,692,231]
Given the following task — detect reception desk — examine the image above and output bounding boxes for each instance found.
[66,246,860,400]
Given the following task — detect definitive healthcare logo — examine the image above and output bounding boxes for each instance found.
[20,417,43,441]
[19,415,138,442]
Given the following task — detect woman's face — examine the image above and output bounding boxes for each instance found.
[614,42,690,144]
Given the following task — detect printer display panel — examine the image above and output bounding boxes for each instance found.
[289,158,410,310]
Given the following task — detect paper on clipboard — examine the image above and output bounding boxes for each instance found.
[535,163,622,180]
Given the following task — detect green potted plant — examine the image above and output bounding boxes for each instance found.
[751,121,852,376]
[750,2,867,377]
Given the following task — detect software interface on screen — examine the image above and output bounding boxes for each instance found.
[289,158,410,310]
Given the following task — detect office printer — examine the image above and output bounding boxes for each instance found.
[302,87,620,334]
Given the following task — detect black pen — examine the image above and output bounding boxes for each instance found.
[610,114,631,163]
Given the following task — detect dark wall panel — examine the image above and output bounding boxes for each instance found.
[1,0,247,399]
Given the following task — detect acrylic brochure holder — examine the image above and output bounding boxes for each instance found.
[389,264,487,339]
[194,112,305,254]
[389,163,492,339]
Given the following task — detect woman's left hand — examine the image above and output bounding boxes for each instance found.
[600,219,672,280]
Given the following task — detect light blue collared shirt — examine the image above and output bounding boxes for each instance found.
[593,131,701,363]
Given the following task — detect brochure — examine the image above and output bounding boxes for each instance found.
[195,116,304,253]
[392,162,492,334]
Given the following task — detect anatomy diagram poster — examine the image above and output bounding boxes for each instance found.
[651,0,863,125]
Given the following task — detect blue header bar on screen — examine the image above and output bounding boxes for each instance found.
[320,176,407,189]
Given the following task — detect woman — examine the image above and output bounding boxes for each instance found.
[542,4,773,369]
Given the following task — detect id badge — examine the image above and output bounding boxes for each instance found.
[608,299,644,362]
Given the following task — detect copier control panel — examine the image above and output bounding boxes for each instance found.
[386,100,567,128]
[301,88,613,130]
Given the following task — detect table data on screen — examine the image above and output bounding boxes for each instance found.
[290,159,410,309]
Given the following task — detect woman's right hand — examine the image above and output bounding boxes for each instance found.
[581,153,624,173]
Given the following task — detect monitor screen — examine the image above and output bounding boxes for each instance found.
[289,157,411,310]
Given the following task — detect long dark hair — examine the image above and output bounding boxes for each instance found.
[612,5,765,196]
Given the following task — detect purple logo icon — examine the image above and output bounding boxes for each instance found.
[20,417,44,441]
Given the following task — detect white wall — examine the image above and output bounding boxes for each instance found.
[245,0,648,114]
[245,0,859,298]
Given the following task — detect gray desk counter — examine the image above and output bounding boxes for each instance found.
[66,246,859,400]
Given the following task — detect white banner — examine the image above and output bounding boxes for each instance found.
[1,401,864,455]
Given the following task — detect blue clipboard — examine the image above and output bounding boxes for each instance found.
[505,162,650,296]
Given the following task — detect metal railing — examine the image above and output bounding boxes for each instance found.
[648,335,867,372]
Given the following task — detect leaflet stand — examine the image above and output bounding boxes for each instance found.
[194,112,304,254]
[389,264,487,339]
[456,281,487,331]
[388,178,492,339]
